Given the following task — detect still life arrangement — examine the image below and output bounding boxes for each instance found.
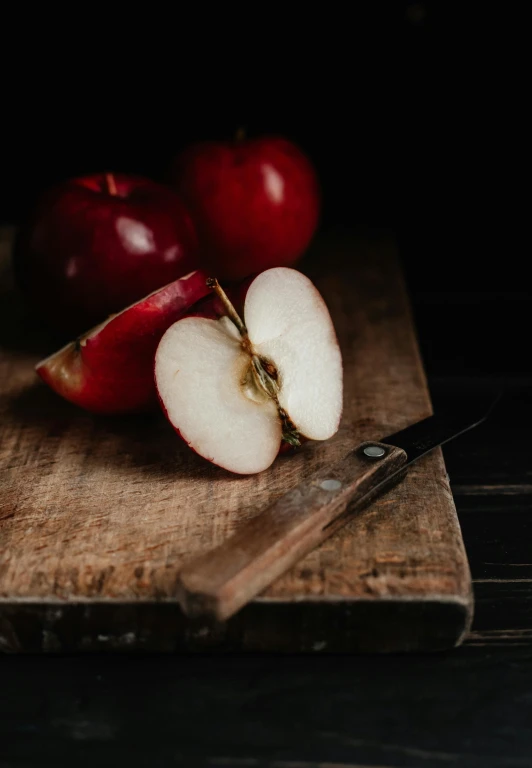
[0,129,486,653]
[13,132,342,476]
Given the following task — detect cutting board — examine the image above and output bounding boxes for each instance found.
[0,228,472,653]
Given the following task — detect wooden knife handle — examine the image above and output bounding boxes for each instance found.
[177,442,408,621]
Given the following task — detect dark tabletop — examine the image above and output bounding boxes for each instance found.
[2,238,531,768]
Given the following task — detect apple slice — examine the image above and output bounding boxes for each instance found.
[36,270,210,414]
[155,267,343,474]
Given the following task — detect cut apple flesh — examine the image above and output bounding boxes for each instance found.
[155,267,343,474]
[156,316,282,474]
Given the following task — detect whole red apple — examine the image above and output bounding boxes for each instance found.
[14,172,199,334]
[170,135,320,281]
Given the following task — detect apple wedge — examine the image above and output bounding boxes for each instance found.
[36,270,210,414]
[155,267,343,474]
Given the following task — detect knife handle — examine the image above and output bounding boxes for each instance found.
[177,442,408,622]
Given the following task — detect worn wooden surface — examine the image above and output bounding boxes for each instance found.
[2,243,532,767]
[0,227,471,651]
[178,443,408,621]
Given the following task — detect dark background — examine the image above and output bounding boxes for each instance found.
[0,2,520,300]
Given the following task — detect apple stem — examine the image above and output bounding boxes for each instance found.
[235,126,246,142]
[105,173,118,196]
[207,277,301,447]
[206,278,248,338]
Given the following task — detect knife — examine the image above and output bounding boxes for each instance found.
[177,391,500,622]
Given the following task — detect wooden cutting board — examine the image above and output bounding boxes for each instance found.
[0,228,472,653]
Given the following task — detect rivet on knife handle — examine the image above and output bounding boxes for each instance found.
[177,442,408,622]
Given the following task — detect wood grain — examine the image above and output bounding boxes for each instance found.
[0,228,472,652]
[5,646,532,767]
[179,443,408,621]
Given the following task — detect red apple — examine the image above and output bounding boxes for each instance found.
[36,270,210,414]
[14,172,200,334]
[170,135,320,281]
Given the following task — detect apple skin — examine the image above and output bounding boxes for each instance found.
[14,173,200,334]
[36,270,210,415]
[170,136,320,281]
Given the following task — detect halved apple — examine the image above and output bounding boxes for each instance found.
[155,267,343,474]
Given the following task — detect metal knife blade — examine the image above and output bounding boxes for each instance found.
[384,390,501,464]
[344,389,503,515]
[177,391,501,622]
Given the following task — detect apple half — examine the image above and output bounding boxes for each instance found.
[155,267,343,474]
[36,270,210,414]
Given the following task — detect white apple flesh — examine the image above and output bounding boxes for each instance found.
[155,267,343,474]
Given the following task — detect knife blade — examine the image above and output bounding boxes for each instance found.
[177,391,500,622]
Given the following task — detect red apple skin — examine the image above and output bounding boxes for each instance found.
[36,270,210,415]
[170,136,320,281]
[14,173,200,334]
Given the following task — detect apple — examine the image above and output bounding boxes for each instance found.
[36,270,210,414]
[14,172,200,334]
[155,267,343,475]
[170,135,320,281]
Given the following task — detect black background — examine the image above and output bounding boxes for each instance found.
[0,2,521,299]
